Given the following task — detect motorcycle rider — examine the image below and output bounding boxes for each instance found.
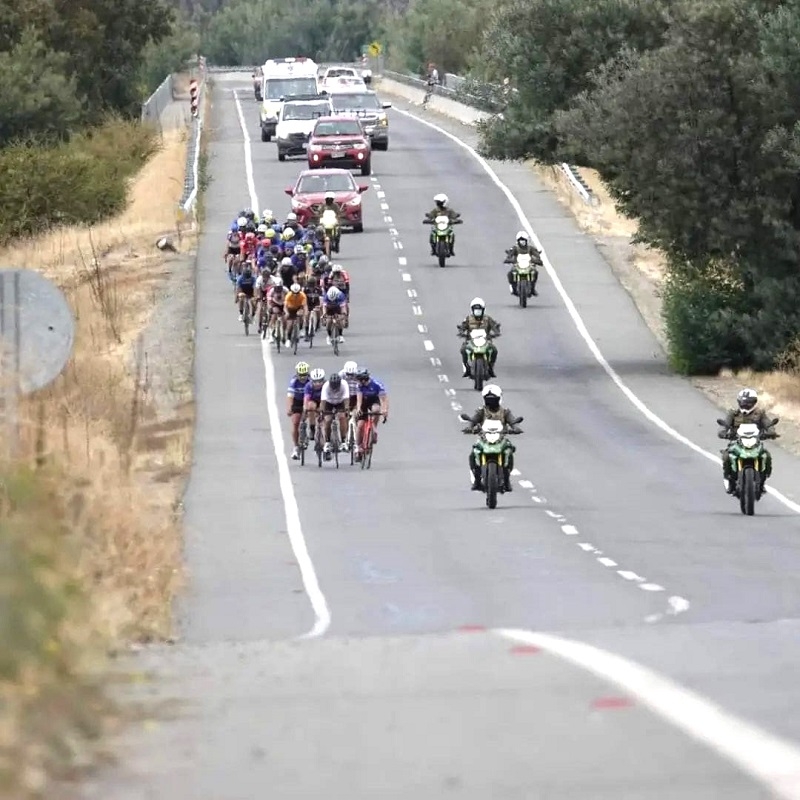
[423,193,461,256]
[504,230,542,296]
[457,297,501,378]
[718,388,778,494]
[462,384,521,492]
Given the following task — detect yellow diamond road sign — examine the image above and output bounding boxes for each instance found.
[367,41,382,57]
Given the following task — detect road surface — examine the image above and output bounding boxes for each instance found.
[74,72,800,800]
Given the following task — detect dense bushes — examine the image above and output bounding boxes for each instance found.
[0,119,159,245]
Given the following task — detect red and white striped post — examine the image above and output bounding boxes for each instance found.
[189,77,199,118]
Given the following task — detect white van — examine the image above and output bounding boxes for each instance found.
[259,57,319,142]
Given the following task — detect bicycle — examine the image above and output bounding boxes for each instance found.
[271,315,285,353]
[358,410,383,470]
[258,302,269,339]
[328,315,344,356]
[313,414,325,467]
[346,410,358,465]
[287,314,302,354]
[297,414,311,467]
[238,293,253,336]
[422,82,434,108]
[305,306,319,348]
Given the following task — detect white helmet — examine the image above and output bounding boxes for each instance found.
[470,297,485,310]
[289,282,302,294]
[331,263,343,273]
[327,287,340,301]
[343,360,358,376]
[434,193,448,207]
[281,257,293,267]
[482,384,502,400]
[286,212,297,222]
[516,230,528,243]
[270,275,283,286]
[310,368,326,381]
[737,388,758,414]
[262,208,273,221]
[237,216,247,227]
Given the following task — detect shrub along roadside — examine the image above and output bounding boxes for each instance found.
[0,118,159,246]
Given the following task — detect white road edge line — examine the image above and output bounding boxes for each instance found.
[233,90,331,639]
[495,628,800,800]
[391,105,800,516]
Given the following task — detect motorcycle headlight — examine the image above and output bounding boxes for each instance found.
[437,222,449,231]
[484,432,501,444]
[741,437,759,448]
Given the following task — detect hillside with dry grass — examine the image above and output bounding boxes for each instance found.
[0,122,197,798]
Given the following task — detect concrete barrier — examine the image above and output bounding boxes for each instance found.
[376,77,490,127]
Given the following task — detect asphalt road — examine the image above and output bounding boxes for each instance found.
[73,73,800,799]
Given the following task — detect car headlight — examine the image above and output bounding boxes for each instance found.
[309,143,323,151]
[378,115,388,127]
[291,198,307,208]
[346,196,361,206]
[354,143,367,150]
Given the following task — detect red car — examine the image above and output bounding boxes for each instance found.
[284,169,370,232]
[307,116,372,176]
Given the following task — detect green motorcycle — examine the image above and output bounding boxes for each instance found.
[717,417,779,516]
[424,214,462,268]
[512,252,538,308]
[460,414,523,509]
[460,329,499,392]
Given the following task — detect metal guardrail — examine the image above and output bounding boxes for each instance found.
[141,74,175,130]
[179,78,205,213]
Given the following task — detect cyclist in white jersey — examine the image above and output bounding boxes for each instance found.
[339,360,360,413]
[320,372,350,454]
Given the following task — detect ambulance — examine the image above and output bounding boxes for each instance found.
[259,57,319,142]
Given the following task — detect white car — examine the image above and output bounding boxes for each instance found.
[275,97,333,161]
[321,67,365,91]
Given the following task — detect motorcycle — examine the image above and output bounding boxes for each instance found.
[459,328,498,392]
[511,252,538,308]
[459,414,523,509]
[320,208,341,256]
[717,416,779,516]
[423,214,462,268]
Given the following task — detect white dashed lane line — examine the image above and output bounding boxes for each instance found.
[366,173,689,623]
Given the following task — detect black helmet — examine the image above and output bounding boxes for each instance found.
[329,373,342,389]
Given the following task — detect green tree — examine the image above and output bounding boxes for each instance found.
[474,0,670,162]
[139,21,200,96]
[555,0,800,372]
[0,29,83,145]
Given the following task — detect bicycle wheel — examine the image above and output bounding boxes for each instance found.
[331,416,341,469]
[332,322,340,356]
[275,320,282,353]
[360,419,373,470]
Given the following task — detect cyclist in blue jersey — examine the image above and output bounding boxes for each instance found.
[303,368,326,441]
[354,366,389,461]
[322,287,348,345]
[286,361,311,459]
[235,263,257,321]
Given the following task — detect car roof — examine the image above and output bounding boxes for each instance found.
[296,168,354,182]
[327,87,376,96]
[312,115,364,124]
[283,96,331,105]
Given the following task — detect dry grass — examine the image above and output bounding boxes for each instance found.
[0,124,195,798]
[530,160,800,432]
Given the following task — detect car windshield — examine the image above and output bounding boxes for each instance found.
[283,103,330,120]
[327,69,354,78]
[296,173,356,194]
[314,120,362,136]
[265,78,317,100]
[331,93,381,111]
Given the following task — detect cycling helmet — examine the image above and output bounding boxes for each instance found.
[265,228,276,240]
[262,209,274,223]
[230,222,238,232]
[237,216,247,228]
[270,275,283,286]
[343,360,358,377]
[245,231,256,241]
[315,225,325,237]
[244,208,255,221]
[310,368,325,382]
[282,228,296,241]
[516,230,528,246]
[294,244,305,255]
[326,287,340,301]
[242,264,252,276]
[257,223,268,234]
[482,383,502,412]
[328,373,342,389]
[281,257,293,268]
[295,361,310,377]
[737,388,758,413]
[434,193,448,208]
[289,282,301,294]
[317,254,329,269]
[356,367,370,381]
[331,263,343,273]
[306,275,318,287]
[286,212,298,222]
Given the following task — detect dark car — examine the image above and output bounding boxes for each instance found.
[284,168,369,232]
[327,90,392,150]
[307,116,372,176]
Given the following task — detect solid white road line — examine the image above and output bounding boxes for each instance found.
[391,105,800,515]
[496,628,800,800]
[233,90,331,639]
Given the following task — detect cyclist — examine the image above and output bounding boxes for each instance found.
[321,286,348,346]
[339,360,360,450]
[304,275,323,338]
[322,263,350,298]
[354,366,388,461]
[286,361,311,459]
[242,231,259,264]
[303,368,326,443]
[320,372,350,458]
[224,223,242,275]
[279,256,296,289]
[283,283,308,347]
[266,281,288,341]
[235,263,257,322]
[254,268,274,333]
